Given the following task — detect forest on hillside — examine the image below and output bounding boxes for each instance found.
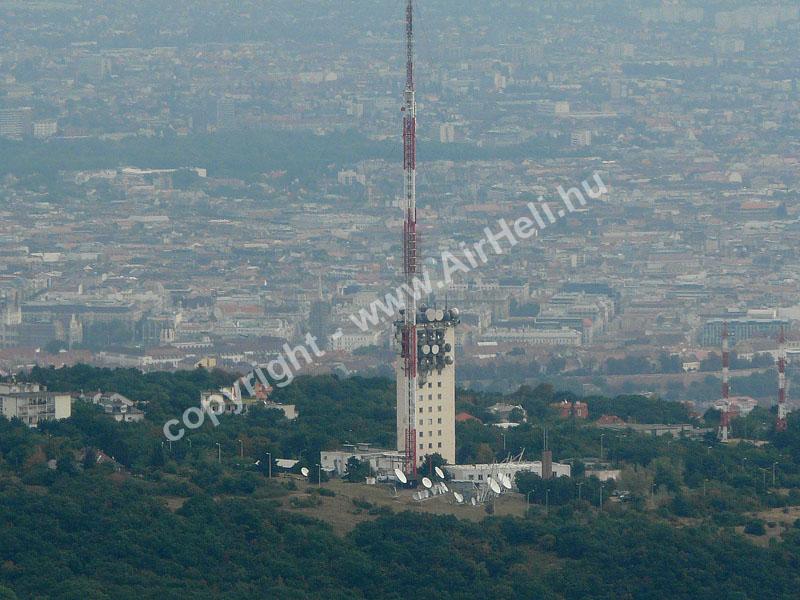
[3,366,800,598]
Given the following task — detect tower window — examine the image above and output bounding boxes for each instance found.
[438,442,442,448]
[437,405,442,412]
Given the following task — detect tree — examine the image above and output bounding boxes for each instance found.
[419,453,448,479]
[744,519,766,536]
[56,455,77,476]
[82,448,97,470]
[344,457,372,482]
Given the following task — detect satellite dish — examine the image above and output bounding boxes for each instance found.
[434,466,445,479]
[394,468,408,484]
[431,344,440,354]
[435,309,445,321]
[422,477,433,489]
[470,497,477,506]
[502,475,513,490]
[440,482,449,493]
[489,478,501,494]
[425,308,436,321]
[454,491,464,503]
[300,467,310,477]
[422,344,431,355]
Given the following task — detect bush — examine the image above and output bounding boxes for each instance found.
[290,496,320,509]
[368,505,392,516]
[713,511,745,527]
[352,497,373,510]
[744,519,766,536]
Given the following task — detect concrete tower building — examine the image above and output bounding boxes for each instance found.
[396,307,460,465]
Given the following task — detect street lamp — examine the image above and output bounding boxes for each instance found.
[266,452,272,479]
[501,433,506,452]
[526,490,534,506]
[600,484,604,510]
[238,439,244,458]
[316,463,322,486]
[600,434,605,461]
[577,481,583,501]
[215,442,221,464]
[773,462,778,487]
[545,488,550,515]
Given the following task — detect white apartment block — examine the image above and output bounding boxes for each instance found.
[0,390,71,426]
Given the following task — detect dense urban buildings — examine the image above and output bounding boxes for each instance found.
[1,0,799,416]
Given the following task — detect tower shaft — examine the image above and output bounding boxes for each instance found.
[720,322,731,441]
[777,327,788,432]
[401,0,418,476]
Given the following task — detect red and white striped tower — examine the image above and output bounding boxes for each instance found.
[776,326,788,432]
[400,0,419,476]
[719,321,731,441]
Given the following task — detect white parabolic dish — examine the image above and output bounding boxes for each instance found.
[422,476,433,489]
[394,468,408,484]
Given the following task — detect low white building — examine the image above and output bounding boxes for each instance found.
[329,329,382,352]
[446,461,571,487]
[85,392,145,423]
[320,446,405,476]
[484,327,582,347]
[200,390,297,420]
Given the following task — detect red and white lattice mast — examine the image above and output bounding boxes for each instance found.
[719,321,731,442]
[400,0,419,476]
[776,326,788,432]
